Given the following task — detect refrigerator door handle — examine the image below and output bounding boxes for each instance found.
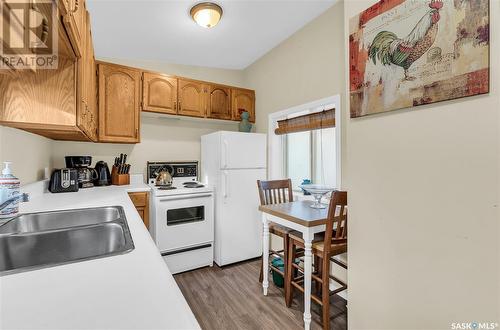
[223,170,229,199]
[222,140,229,168]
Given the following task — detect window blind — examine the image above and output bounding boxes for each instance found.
[274,109,335,135]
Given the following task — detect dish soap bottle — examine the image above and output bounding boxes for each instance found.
[0,162,21,219]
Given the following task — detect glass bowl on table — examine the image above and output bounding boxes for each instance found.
[299,184,336,209]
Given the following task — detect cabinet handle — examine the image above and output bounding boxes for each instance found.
[178,101,181,110]
[174,101,177,110]
[135,128,139,138]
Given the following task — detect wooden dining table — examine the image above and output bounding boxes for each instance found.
[259,200,329,330]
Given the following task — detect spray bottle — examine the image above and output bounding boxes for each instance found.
[0,162,21,218]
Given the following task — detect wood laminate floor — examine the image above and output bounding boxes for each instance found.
[174,259,347,330]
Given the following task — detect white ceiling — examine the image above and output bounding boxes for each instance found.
[86,0,337,70]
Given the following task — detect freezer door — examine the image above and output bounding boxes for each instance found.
[214,168,266,266]
[220,132,267,169]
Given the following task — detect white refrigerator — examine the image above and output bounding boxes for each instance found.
[201,131,267,266]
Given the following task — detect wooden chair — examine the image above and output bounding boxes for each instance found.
[285,191,348,330]
[257,179,294,293]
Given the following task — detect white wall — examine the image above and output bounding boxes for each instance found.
[243,1,346,135]
[0,127,52,184]
[344,1,499,329]
[243,1,347,190]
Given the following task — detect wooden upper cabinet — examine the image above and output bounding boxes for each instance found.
[208,85,231,120]
[62,0,86,57]
[231,88,255,123]
[0,57,77,127]
[142,73,178,115]
[98,63,141,143]
[0,2,90,141]
[178,79,207,118]
[76,10,97,141]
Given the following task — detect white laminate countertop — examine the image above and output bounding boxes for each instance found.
[0,181,200,330]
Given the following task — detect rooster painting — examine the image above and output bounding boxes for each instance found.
[350,0,489,117]
[368,0,444,81]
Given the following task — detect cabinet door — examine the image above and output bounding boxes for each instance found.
[178,79,207,118]
[76,10,97,141]
[128,192,149,229]
[137,206,149,229]
[208,85,231,120]
[85,12,98,141]
[62,0,86,57]
[98,63,141,143]
[231,88,255,123]
[142,73,177,114]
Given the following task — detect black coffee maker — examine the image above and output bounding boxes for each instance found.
[65,156,97,188]
[94,161,111,186]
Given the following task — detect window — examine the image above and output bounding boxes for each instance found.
[285,130,311,190]
[268,96,341,191]
[284,110,336,190]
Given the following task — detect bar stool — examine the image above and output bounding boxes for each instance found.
[285,191,348,330]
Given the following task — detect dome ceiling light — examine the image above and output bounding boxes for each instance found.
[190,2,223,29]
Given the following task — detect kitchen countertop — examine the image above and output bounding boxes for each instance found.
[0,181,200,330]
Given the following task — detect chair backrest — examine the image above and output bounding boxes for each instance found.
[323,191,348,253]
[257,179,294,206]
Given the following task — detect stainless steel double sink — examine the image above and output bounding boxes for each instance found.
[0,206,134,275]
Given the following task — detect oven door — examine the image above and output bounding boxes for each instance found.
[154,192,214,252]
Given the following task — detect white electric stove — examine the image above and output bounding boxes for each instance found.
[147,161,214,274]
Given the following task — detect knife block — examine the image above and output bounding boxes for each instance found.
[111,166,130,186]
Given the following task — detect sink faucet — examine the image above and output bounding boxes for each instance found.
[0,193,30,223]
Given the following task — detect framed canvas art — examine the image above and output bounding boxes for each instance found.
[349,0,490,118]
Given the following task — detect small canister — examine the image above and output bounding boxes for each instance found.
[0,162,21,218]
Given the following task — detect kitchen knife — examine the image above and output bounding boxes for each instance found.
[119,153,124,165]
[123,154,127,165]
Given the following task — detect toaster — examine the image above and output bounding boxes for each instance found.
[49,168,79,193]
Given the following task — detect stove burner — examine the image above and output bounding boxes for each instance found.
[183,181,197,185]
[157,186,177,190]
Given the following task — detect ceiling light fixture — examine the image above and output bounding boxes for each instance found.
[190,2,223,29]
